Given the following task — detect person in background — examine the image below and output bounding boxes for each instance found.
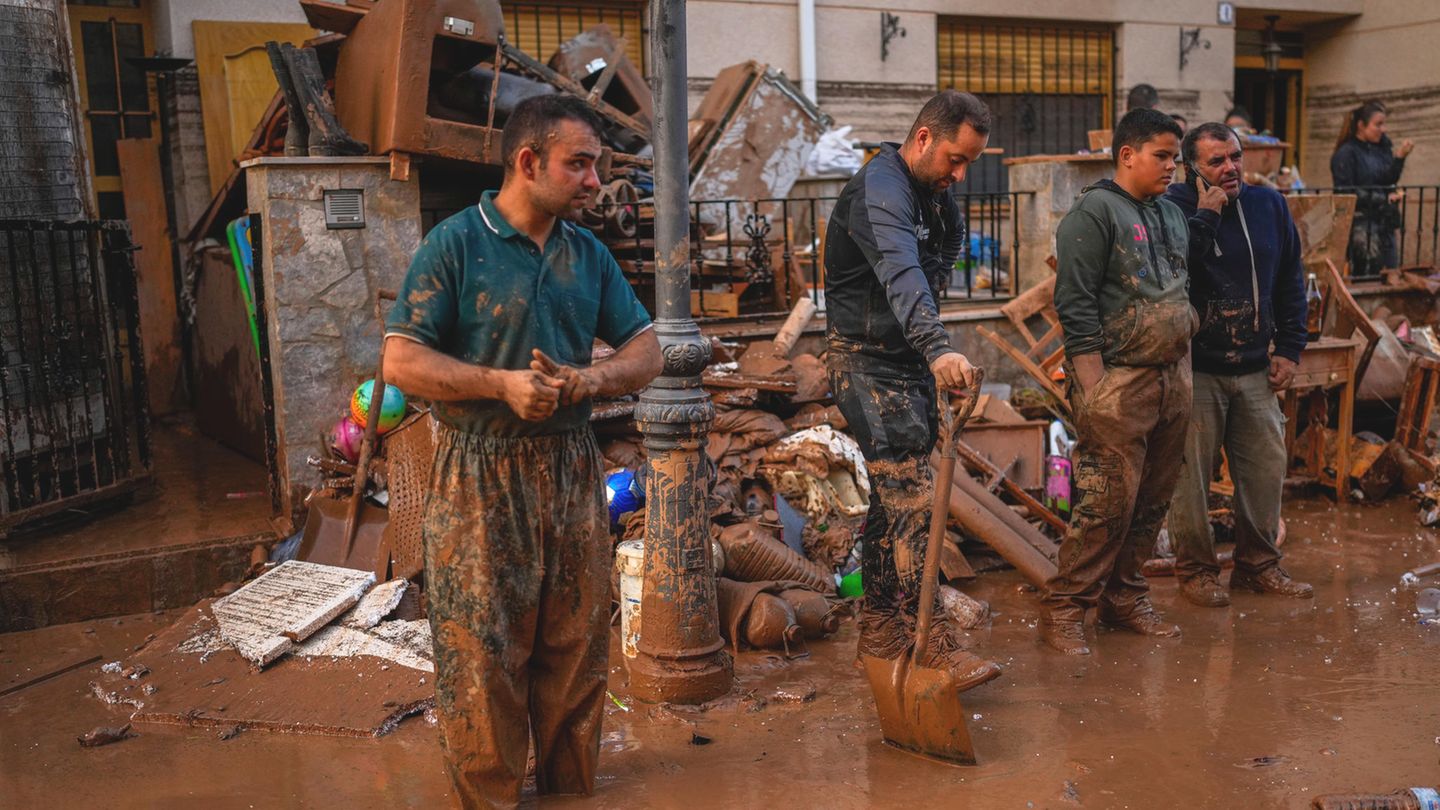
[1165,122,1313,608]
[1225,107,1253,133]
[1171,113,1189,135]
[1127,83,1160,112]
[1331,100,1415,277]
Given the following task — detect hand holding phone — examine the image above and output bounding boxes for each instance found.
[1189,163,1228,213]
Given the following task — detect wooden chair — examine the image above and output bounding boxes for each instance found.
[977,257,1070,410]
[1318,257,1381,389]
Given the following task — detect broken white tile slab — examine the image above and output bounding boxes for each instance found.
[297,619,434,673]
[339,579,408,629]
[212,561,375,667]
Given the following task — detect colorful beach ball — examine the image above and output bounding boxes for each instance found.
[350,379,406,434]
[330,416,365,463]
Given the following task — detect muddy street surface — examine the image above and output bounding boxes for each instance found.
[3,496,1437,808]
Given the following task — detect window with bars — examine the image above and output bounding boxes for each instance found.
[938,18,1115,194]
[502,2,645,70]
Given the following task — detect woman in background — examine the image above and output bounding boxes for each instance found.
[1331,100,1415,276]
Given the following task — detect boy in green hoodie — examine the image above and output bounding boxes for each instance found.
[1041,109,1198,655]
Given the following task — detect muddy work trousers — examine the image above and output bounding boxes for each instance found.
[423,425,609,809]
[1042,362,1192,623]
[830,367,943,658]
[1168,370,1285,582]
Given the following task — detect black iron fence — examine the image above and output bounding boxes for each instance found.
[0,220,151,531]
[667,192,1026,321]
[1282,185,1440,279]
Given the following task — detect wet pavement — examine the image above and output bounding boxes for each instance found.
[2,496,1437,808]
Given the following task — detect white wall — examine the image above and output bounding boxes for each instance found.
[152,0,308,59]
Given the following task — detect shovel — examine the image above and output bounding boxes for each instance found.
[298,290,397,580]
[861,369,984,766]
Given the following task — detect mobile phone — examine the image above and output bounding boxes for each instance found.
[1188,163,1215,191]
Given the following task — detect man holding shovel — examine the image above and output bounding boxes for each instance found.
[824,90,1003,692]
[384,95,660,807]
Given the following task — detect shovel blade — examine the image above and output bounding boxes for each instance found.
[861,653,977,766]
[297,496,391,579]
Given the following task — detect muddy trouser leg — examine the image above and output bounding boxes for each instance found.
[829,368,939,659]
[1171,371,1228,581]
[423,427,608,809]
[1222,371,1286,575]
[1040,366,1157,624]
[1102,362,1193,616]
[528,430,609,796]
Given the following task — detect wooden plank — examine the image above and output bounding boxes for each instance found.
[121,602,432,738]
[116,137,184,416]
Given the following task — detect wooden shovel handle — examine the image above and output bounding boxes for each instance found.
[913,369,983,661]
[342,291,397,554]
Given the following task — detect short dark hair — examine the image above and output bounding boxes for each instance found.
[1224,106,1253,127]
[1170,113,1188,125]
[1126,83,1160,111]
[500,94,605,175]
[907,90,992,142]
[1181,121,1239,165]
[1112,108,1183,165]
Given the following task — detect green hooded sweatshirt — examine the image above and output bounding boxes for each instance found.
[1053,178,1197,367]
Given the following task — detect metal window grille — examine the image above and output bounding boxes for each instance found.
[502,1,646,70]
[938,18,1116,195]
[0,220,151,532]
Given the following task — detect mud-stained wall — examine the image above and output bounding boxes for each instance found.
[245,157,421,525]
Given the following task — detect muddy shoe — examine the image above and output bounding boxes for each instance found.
[1099,601,1181,637]
[1179,573,1231,608]
[917,620,1003,692]
[1231,566,1313,599]
[1039,620,1091,655]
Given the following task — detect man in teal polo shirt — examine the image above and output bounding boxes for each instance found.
[384,95,660,808]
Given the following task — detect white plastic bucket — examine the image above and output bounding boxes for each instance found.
[616,540,645,658]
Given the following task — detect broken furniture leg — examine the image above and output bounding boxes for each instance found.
[281,43,368,157]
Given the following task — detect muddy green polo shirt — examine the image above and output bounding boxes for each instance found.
[385,191,652,437]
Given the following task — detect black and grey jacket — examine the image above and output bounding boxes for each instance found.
[823,143,962,375]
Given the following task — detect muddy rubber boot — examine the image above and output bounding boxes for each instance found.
[1230,565,1313,598]
[917,611,1002,692]
[280,43,367,157]
[1098,599,1182,637]
[265,41,308,156]
[1040,619,1091,655]
[1179,572,1231,607]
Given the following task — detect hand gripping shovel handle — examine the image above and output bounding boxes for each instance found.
[912,369,984,662]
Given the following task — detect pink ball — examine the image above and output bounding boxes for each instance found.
[330,416,364,463]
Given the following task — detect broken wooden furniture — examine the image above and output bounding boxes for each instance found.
[317,0,507,164]
[1285,193,1356,276]
[976,268,1070,413]
[1317,257,1382,390]
[1394,354,1440,471]
[1282,335,1362,501]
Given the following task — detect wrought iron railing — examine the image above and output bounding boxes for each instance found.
[1282,185,1440,279]
[0,220,151,531]
[595,191,1028,322]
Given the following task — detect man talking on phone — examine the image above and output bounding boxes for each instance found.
[1164,122,1312,608]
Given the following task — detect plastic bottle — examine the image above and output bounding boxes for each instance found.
[1311,787,1440,810]
[716,521,834,593]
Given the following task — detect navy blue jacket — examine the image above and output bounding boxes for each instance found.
[1164,181,1308,375]
[824,143,962,374]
